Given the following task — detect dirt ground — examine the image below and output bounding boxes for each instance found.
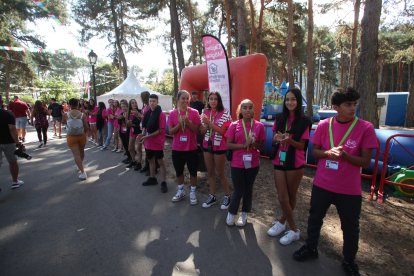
[161,138,414,276]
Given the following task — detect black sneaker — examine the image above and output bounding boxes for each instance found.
[134,163,142,171]
[127,161,136,168]
[160,181,168,193]
[142,177,158,186]
[122,158,131,164]
[202,194,217,208]
[342,261,360,276]
[293,245,319,262]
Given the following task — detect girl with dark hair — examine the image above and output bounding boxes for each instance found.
[30,100,49,148]
[96,102,107,147]
[126,99,143,170]
[111,100,122,152]
[267,88,311,245]
[118,101,131,163]
[168,90,202,205]
[139,91,151,173]
[226,99,265,227]
[87,98,98,145]
[199,92,232,209]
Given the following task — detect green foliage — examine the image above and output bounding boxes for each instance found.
[94,63,122,96]
[34,77,80,102]
[19,95,35,106]
[147,69,174,96]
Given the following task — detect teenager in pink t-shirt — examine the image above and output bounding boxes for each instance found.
[126,99,143,170]
[140,94,168,193]
[199,92,232,209]
[267,88,312,246]
[168,90,201,205]
[112,101,123,152]
[293,88,378,276]
[86,99,98,145]
[139,91,152,174]
[101,99,114,150]
[225,99,265,227]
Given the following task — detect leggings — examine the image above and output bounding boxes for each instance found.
[228,166,260,215]
[36,127,48,144]
[119,131,131,160]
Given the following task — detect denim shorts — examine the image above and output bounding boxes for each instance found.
[15,117,27,129]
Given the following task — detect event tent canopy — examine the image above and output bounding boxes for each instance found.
[97,69,173,111]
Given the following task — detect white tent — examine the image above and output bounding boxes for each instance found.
[96,69,173,111]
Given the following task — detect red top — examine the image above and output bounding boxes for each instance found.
[9,99,29,118]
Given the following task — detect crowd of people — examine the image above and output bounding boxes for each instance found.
[0,87,377,276]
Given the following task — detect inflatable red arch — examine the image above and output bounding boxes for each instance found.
[179,53,268,120]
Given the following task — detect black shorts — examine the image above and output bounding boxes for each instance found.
[273,165,304,171]
[202,146,226,155]
[172,150,198,177]
[145,149,164,160]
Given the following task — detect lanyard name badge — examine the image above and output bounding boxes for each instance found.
[326,117,358,170]
[242,119,253,169]
[179,109,188,142]
[279,120,290,165]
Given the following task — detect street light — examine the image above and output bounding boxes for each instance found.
[88,50,98,102]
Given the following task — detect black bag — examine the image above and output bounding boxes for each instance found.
[226,150,233,161]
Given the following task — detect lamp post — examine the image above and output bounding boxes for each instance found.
[88,50,98,102]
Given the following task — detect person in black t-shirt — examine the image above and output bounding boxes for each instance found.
[48,98,64,138]
[190,91,205,115]
[0,97,24,189]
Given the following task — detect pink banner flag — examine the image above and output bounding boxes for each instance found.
[202,34,231,112]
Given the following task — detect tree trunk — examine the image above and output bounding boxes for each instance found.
[110,0,128,79]
[406,61,414,127]
[340,52,345,87]
[248,0,256,52]
[306,0,314,121]
[348,0,361,87]
[397,59,404,91]
[256,0,264,52]
[170,33,179,99]
[224,0,232,58]
[355,0,382,127]
[236,0,246,56]
[286,0,295,86]
[170,0,185,75]
[187,0,196,65]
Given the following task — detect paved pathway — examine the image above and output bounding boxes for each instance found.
[0,126,344,275]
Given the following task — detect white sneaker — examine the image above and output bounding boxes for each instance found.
[235,212,248,227]
[172,188,186,202]
[189,190,198,205]
[11,179,24,189]
[267,220,287,237]
[279,230,300,245]
[226,212,236,226]
[78,172,87,180]
[116,149,122,153]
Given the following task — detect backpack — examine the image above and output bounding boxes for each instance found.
[67,112,84,135]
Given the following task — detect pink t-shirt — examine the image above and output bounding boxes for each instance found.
[272,116,310,168]
[312,117,378,195]
[142,105,150,115]
[202,109,232,151]
[113,108,122,129]
[168,107,201,151]
[226,119,265,169]
[143,111,166,151]
[106,107,115,123]
[88,106,99,123]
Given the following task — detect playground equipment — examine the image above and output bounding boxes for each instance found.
[391,169,414,197]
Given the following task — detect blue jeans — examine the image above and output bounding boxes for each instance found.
[103,122,114,147]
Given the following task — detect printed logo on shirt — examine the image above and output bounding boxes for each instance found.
[345,139,357,149]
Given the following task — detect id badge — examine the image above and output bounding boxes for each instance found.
[325,160,339,170]
[180,135,188,142]
[214,140,220,146]
[279,151,286,162]
[122,127,127,133]
[243,153,253,169]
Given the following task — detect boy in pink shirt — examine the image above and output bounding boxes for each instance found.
[293,87,378,276]
[140,94,168,193]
